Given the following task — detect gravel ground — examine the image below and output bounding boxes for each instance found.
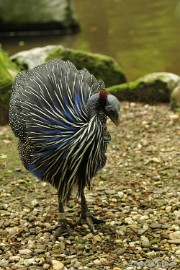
[0,102,179,270]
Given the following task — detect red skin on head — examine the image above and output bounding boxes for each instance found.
[98,90,109,107]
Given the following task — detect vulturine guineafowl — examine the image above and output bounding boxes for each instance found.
[9,60,120,237]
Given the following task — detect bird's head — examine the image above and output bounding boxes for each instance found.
[98,90,120,126]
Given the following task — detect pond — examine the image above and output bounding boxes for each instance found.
[0,0,180,81]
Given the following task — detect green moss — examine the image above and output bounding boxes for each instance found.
[46,47,126,87]
[0,48,19,125]
[108,73,179,103]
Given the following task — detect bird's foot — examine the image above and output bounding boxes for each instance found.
[53,219,70,240]
[74,211,104,232]
[43,213,72,239]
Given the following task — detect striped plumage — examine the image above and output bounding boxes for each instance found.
[9,60,120,235]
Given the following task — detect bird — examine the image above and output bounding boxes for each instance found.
[9,59,120,236]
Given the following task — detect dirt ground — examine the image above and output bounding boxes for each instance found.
[0,102,179,270]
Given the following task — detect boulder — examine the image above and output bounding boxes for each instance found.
[108,72,180,104]
[11,45,127,87]
[170,85,180,112]
[46,47,127,87]
[11,45,64,70]
[0,0,79,33]
[0,49,19,125]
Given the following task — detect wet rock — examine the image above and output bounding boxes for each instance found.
[0,0,79,33]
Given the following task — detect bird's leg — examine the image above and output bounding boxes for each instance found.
[43,196,69,239]
[53,200,70,239]
[75,190,104,232]
[57,201,68,229]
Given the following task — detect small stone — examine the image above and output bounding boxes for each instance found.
[169,231,180,239]
[174,210,180,217]
[126,189,133,194]
[93,259,101,265]
[118,191,124,198]
[9,255,20,262]
[118,249,126,255]
[52,260,64,270]
[175,249,180,255]
[19,249,32,255]
[92,234,102,243]
[150,223,162,229]
[43,264,51,270]
[105,189,116,195]
[137,229,147,235]
[73,261,82,268]
[34,249,45,254]
[168,239,180,244]
[161,224,170,229]
[140,235,151,247]
[125,217,136,225]
[175,219,180,225]
[31,199,39,207]
[24,258,36,266]
[165,206,172,213]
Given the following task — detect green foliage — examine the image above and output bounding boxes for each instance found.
[0,48,19,125]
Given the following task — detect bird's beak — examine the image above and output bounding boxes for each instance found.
[110,115,120,126]
[114,117,120,126]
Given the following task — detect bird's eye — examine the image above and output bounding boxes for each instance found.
[109,108,115,114]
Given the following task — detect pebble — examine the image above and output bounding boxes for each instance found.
[23,258,36,266]
[92,234,102,243]
[1,102,179,269]
[140,235,151,247]
[150,223,162,229]
[31,199,39,207]
[9,255,21,262]
[19,248,32,255]
[165,206,172,213]
[118,191,124,198]
[52,260,64,270]
[34,248,45,254]
[169,231,180,239]
[125,217,137,225]
[168,239,180,244]
[105,189,116,195]
[93,259,101,265]
[43,264,51,270]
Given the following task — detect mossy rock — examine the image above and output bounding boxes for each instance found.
[0,0,79,33]
[11,45,63,70]
[0,48,19,125]
[108,72,180,103]
[170,85,180,112]
[46,47,126,87]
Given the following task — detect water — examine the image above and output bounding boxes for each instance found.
[1,0,180,81]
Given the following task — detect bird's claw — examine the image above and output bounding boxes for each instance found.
[74,212,104,233]
[43,219,71,239]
